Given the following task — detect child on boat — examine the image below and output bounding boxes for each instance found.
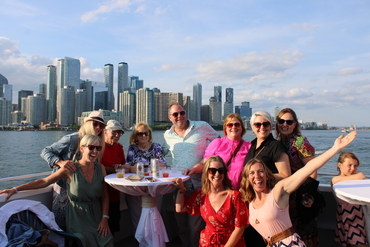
[332,152,368,247]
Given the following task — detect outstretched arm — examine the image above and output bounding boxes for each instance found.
[274,131,357,208]
[0,168,69,200]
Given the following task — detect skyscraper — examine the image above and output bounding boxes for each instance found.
[46,65,57,122]
[0,74,9,98]
[64,57,81,90]
[120,91,136,128]
[95,91,108,110]
[0,97,11,125]
[27,94,46,125]
[117,62,128,109]
[39,83,46,95]
[80,79,93,111]
[104,64,114,110]
[76,89,88,122]
[240,101,252,118]
[57,86,75,126]
[224,88,234,117]
[136,88,154,125]
[193,83,202,121]
[211,86,222,123]
[154,92,170,123]
[3,84,12,102]
[18,90,33,112]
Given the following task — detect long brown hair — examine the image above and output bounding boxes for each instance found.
[201,156,233,194]
[239,158,276,203]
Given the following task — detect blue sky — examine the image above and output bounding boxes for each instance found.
[0,0,369,126]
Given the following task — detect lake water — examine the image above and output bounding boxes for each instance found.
[1,129,369,189]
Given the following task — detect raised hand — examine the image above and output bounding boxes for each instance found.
[334,131,357,151]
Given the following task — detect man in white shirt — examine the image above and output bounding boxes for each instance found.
[163,103,219,247]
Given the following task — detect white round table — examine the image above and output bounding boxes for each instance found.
[105,173,189,247]
[333,179,370,243]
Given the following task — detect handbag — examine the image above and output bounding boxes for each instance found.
[295,177,326,223]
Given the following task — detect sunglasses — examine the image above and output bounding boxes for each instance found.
[111,130,124,136]
[84,145,102,151]
[253,122,271,128]
[277,119,296,125]
[208,167,227,175]
[136,132,149,137]
[226,123,241,128]
[93,121,105,128]
[171,111,186,117]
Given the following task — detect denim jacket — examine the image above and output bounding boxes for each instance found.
[40,132,79,170]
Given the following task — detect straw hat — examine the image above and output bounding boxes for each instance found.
[84,111,106,125]
[105,120,124,133]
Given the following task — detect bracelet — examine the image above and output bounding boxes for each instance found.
[103,215,110,219]
[12,187,18,194]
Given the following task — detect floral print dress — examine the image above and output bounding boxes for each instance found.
[185,189,249,247]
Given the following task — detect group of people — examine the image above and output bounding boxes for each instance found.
[0,104,367,247]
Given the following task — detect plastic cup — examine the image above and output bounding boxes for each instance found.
[144,167,151,176]
[162,169,170,178]
[116,168,125,178]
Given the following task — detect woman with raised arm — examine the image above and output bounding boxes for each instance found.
[2,135,114,247]
[173,155,249,247]
[275,108,318,246]
[239,131,357,247]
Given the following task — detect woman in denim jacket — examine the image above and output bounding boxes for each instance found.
[40,111,106,229]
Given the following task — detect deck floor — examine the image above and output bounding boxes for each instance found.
[115,235,182,247]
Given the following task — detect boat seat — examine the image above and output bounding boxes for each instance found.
[0,199,83,247]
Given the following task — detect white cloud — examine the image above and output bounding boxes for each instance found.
[135,5,146,14]
[184,36,193,41]
[153,63,191,72]
[192,50,304,83]
[333,67,363,76]
[81,0,134,23]
[154,7,167,15]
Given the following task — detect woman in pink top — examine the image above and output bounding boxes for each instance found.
[203,113,251,190]
[240,131,357,246]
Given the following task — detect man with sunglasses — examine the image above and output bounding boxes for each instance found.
[163,103,219,247]
[101,120,126,236]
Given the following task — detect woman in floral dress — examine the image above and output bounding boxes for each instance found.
[172,155,249,247]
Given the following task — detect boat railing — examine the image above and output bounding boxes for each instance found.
[0,172,52,182]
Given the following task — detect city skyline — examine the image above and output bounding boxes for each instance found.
[0,1,370,126]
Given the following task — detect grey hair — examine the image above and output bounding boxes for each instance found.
[250,111,273,127]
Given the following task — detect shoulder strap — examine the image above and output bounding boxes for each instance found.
[226,140,243,167]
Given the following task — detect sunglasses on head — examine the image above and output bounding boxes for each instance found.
[208,167,227,175]
[93,121,105,128]
[136,132,149,137]
[171,111,186,117]
[277,119,296,125]
[226,123,241,128]
[253,122,271,128]
[84,145,102,151]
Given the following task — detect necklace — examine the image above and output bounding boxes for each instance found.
[254,203,261,224]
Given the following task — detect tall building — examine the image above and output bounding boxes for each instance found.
[3,84,12,102]
[224,88,234,117]
[18,90,33,112]
[80,79,93,111]
[120,91,136,128]
[209,96,222,125]
[21,98,28,120]
[95,91,108,110]
[57,86,75,126]
[46,65,57,122]
[274,106,280,121]
[27,94,46,125]
[11,111,23,124]
[136,88,154,125]
[39,83,46,95]
[239,101,252,118]
[64,57,81,90]
[117,62,128,109]
[193,83,202,121]
[183,96,191,118]
[57,59,65,89]
[169,93,183,106]
[214,86,222,102]
[129,76,144,91]
[104,64,114,110]
[75,89,88,122]
[0,97,11,125]
[201,105,211,123]
[154,92,170,123]
[0,73,8,98]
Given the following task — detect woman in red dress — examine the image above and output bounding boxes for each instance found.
[172,155,249,247]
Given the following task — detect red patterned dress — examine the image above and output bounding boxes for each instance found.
[185,189,249,247]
